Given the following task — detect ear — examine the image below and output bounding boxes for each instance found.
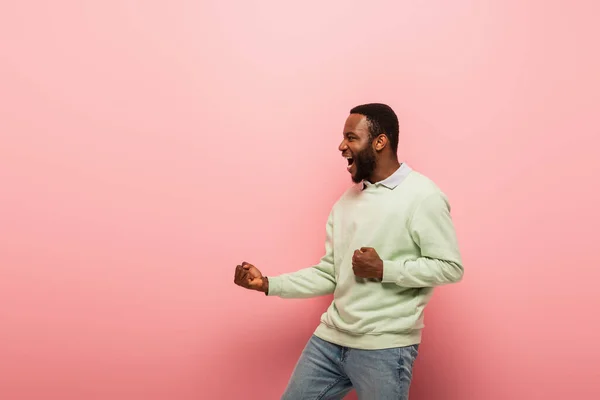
[373,134,388,151]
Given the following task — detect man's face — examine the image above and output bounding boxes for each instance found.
[339,114,377,184]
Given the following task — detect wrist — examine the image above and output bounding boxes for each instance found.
[261,276,269,294]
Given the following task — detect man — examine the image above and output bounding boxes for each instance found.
[233,103,463,399]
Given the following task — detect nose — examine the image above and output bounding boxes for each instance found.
[338,139,348,152]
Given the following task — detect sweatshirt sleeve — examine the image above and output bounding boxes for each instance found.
[266,211,336,298]
[382,192,464,287]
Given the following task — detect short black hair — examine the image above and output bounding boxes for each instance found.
[350,103,399,154]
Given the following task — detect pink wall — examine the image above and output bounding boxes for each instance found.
[1,1,598,399]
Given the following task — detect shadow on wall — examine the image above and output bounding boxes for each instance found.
[409,290,479,400]
[341,288,473,400]
[342,299,470,400]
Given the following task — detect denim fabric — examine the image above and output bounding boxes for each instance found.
[281,335,419,400]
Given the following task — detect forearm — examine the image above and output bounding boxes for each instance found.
[382,257,463,287]
[266,265,336,298]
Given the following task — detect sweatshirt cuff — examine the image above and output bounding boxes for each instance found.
[265,276,282,296]
[382,260,403,284]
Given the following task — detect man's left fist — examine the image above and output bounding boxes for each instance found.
[352,247,384,279]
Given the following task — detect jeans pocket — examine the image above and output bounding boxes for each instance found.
[397,344,419,368]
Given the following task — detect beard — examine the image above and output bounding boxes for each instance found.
[351,145,377,184]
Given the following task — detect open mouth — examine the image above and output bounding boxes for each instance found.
[345,156,354,171]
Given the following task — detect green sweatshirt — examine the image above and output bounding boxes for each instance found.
[267,164,463,350]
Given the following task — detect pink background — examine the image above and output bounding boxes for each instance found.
[1,1,598,399]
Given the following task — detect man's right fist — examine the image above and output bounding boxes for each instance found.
[234,262,268,293]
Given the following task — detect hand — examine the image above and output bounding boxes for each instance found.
[352,247,384,279]
[234,261,268,292]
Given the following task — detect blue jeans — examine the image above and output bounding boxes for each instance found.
[281,335,419,400]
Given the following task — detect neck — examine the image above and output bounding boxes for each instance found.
[368,158,401,183]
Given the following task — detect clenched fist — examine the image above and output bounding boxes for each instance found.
[234,262,268,293]
[352,247,384,279]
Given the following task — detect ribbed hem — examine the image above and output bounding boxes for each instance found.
[382,260,403,284]
[313,322,421,350]
[265,276,282,296]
